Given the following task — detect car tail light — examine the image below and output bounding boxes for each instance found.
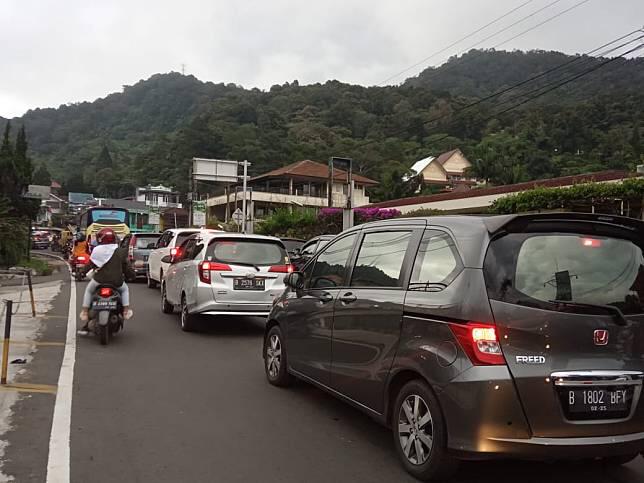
[449,322,506,366]
[77,255,87,262]
[580,237,602,248]
[99,287,113,297]
[268,264,294,273]
[198,261,231,283]
[170,247,180,257]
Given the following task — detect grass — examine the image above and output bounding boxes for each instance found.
[19,257,53,276]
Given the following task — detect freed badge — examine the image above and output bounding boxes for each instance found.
[516,355,546,364]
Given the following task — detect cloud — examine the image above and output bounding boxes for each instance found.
[1,0,642,117]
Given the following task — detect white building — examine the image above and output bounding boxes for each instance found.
[409,148,476,189]
[136,185,182,209]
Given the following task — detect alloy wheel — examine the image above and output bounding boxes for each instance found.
[266,334,282,379]
[398,394,433,465]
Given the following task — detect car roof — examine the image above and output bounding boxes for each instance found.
[167,228,221,235]
[195,232,285,244]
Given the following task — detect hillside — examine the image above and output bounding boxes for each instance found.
[2,49,642,200]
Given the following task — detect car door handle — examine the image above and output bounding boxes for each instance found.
[318,292,334,303]
[339,292,357,304]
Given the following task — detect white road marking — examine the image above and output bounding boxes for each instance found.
[46,262,76,483]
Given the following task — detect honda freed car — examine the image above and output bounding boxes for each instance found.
[263,213,644,481]
[161,232,292,331]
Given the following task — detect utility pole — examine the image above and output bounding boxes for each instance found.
[241,160,250,233]
[181,63,186,75]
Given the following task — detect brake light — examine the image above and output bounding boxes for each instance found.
[198,261,231,283]
[268,264,294,273]
[99,287,113,297]
[449,322,505,366]
[170,247,179,257]
[580,237,602,248]
[77,255,87,262]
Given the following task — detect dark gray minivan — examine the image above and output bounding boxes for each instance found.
[263,213,644,481]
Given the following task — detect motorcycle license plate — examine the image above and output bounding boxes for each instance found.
[92,300,117,310]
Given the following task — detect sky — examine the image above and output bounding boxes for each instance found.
[1,0,642,118]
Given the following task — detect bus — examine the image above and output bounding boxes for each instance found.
[79,207,131,242]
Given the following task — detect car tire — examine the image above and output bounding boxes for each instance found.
[161,283,174,314]
[180,295,196,332]
[264,325,293,387]
[147,272,157,289]
[392,379,457,482]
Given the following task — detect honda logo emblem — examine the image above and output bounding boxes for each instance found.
[594,329,609,346]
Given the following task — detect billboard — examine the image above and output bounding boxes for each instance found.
[192,158,239,183]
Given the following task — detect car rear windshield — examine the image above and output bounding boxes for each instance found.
[206,240,287,266]
[485,232,644,315]
[281,240,303,252]
[134,236,160,248]
[176,232,197,246]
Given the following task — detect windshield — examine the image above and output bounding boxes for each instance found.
[135,236,160,248]
[206,240,287,266]
[90,209,127,224]
[281,240,303,252]
[176,232,197,246]
[485,232,644,315]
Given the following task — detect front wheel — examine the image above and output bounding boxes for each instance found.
[264,325,292,387]
[392,380,457,481]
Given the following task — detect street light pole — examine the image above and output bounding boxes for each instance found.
[241,160,249,233]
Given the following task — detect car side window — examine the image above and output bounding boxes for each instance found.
[178,239,196,261]
[308,234,357,289]
[410,230,462,289]
[350,231,413,288]
[301,241,318,257]
[157,232,171,248]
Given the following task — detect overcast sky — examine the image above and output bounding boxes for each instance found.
[1,0,642,118]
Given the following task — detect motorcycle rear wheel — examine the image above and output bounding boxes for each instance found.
[98,312,110,345]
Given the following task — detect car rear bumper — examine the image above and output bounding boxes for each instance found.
[192,300,272,318]
[453,432,644,460]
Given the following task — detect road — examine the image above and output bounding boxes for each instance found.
[2,264,644,482]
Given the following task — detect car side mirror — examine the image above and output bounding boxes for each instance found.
[284,271,304,290]
[147,242,157,249]
[161,255,173,263]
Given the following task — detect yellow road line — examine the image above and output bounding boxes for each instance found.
[0,340,66,347]
[0,383,57,394]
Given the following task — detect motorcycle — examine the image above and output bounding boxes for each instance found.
[62,240,73,260]
[70,254,90,281]
[88,285,124,345]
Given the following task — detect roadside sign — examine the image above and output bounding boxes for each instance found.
[192,201,207,227]
[148,207,160,225]
[232,208,243,225]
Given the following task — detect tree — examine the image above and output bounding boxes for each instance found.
[96,145,114,168]
[33,164,52,185]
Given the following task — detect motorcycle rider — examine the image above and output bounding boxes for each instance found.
[72,232,89,258]
[78,228,135,335]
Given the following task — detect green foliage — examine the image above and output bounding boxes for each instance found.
[490,178,644,214]
[33,164,52,185]
[19,257,53,276]
[399,208,444,218]
[0,199,29,267]
[255,209,319,238]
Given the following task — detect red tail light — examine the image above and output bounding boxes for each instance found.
[198,261,231,283]
[99,287,113,297]
[77,255,87,262]
[268,264,294,273]
[449,322,505,366]
[170,247,179,257]
[580,237,602,248]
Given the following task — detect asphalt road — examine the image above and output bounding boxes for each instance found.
[60,278,644,483]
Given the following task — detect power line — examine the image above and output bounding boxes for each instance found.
[403,0,597,90]
[354,29,643,151]
[491,0,592,49]
[377,0,535,86]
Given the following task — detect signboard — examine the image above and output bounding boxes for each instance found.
[25,184,51,200]
[232,208,243,225]
[192,158,239,183]
[192,201,207,227]
[148,207,160,225]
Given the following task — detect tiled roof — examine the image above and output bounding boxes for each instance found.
[252,160,378,185]
[433,148,461,166]
[368,170,637,209]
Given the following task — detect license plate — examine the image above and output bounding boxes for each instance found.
[233,278,265,290]
[564,387,632,420]
[92,300,117,310]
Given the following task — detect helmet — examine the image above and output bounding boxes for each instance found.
[75,232,86,242]
[96,228,117,245]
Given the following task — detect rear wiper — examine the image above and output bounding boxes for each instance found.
[231,262,261,271]
[549,300,628,326]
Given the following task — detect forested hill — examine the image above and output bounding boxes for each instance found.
[405,49,644,100]
[2,49,642,201]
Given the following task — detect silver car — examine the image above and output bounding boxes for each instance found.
[161,232,292,331]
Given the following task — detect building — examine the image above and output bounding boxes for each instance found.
[409,148,476,190]
[207,159,378,222]
[368,170,641,215]
[136,185,182,209]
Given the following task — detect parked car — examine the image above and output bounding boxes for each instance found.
[147,228,215,288]
[291,234,335,270]
[280,237,305,259]
[161,232,292,331]
[263,213,644,481]
[121,233,162,280]
[30,230,50,249]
